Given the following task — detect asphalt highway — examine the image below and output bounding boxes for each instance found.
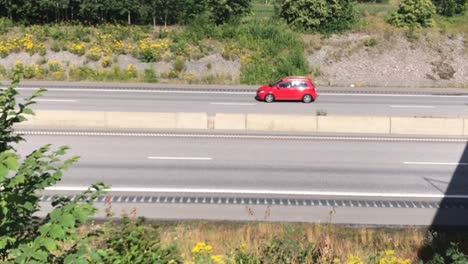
[16,86,468,117]
[17,131,468,225]
[17,132,468,195]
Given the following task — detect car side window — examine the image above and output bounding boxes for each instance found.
[279,82,292,89]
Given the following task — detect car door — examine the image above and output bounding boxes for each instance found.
[276,81,294,100]
[289,80,306,100]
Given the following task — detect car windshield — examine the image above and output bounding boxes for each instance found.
[268,79,282,87]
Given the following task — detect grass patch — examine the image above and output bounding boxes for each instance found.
[83,219,468,263]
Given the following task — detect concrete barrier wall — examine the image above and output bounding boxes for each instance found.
[247,114,317,132]
[465,119,468,136]
[391,117,464,136]
[106,112,177,129]
[15,110,468,137]
[17,111,107,129]
[318,116,390,134]
[214,114,246,130]
[176,113,208,129]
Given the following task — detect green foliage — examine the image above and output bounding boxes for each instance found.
[278,0,359,34]
[425,243,468,264]
[180,18,309,84]
[432,0,467,16]
[0,0,250,25]
[0,71,107,262]
[208,0,252,24]
[388,0,437,28]
[364,38,378,47]
[95,217,181,264]
[0,71,45,151]
[0,17,13,34]
[143,68,159,83]
[257,227,322,263]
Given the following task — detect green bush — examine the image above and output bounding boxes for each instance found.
[278,0,359,34]
[257,227,322,264]
[432,0,467,16]
[425,243,468,264]
[143,68,159,83]
[173,56,186,72]
[0,72,106,263]
[0,17,13,34]
[388,0,437,28]
[94,217,181,264]
[364,38,379,47]
[208,0,253,24]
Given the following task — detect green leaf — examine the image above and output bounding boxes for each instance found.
[0,166,8,181]
[62,213,76,228]
[48,225,66,239]
[0,237,15,250]
[34,237,58,252]
[22,108,34,115]
[4,155,18,170]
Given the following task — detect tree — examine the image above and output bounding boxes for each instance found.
[388,0,436,28]
[432,0,467,16]
[117,0,139,24]
[208,0,252,24]
[278,0,358,34]
[0,70,106,262]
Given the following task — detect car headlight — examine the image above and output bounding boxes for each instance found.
[258,90,265,94]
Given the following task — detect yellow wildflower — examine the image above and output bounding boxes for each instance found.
[211,255,225,264]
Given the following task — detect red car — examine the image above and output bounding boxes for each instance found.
[255,76,318,103]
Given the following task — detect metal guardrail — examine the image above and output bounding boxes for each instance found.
[16,83,468,96]
[39,195,468,210]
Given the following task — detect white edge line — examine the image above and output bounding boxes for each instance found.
[404,161,468,166]
[390,105,435,108]
[148,156,212,160]
[44,186,465,199]
[210,102,256,106]
[19,87,253,95]
[36,99,77,102]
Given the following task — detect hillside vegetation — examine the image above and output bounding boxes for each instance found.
[0,0,467,86]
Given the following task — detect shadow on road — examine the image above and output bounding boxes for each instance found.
[418,142,468,260]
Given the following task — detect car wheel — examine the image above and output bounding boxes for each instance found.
[302,94,313,103]
[265,94,275,103]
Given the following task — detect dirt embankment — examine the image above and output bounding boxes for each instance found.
[1,33,466,87]
[307,33,468,88]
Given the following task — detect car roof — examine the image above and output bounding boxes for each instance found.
[284,76,312,80]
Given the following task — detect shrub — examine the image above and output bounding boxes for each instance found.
[86,46,102,61]
[278,0,359,34]
[138,38,169,63]
[69,43,86,56]
[95,217,181,264]
[0,73,106,263]
[208,0,253,24]
[432,0,467,16]
[0,18,13,35]
[257,236,322,263]
[126,64,138,79]
[101,56,112,68]
[48,61,63,72]
[173,56,186,73]
[364,38,378,47]
[388,0,437,28]
[143,68,159,83]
